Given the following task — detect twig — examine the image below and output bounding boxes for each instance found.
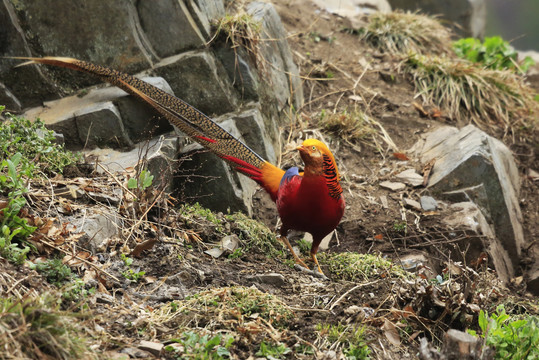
[40,237,121,283]
[97,162,137,199]
[329,279,381,311]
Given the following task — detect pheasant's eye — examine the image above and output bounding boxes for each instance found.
[311,146,316,151]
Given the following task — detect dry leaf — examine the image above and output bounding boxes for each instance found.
[382,319,401,346]
[131,238,158,257]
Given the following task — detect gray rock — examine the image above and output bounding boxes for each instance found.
[213,103,278,163]
[403,198,421,211]
[247,273,286,287]
[138,341,163,357]
[527,262,539,296]
[0,3,61,107]
[185,0,225,39]
[22,77,174,149]
[11,0,153,76]
[395,168,424,187]
[175,119,257,215]
[387,0,486,38]
[75,102,132,148]
[420,125,524,278]
[380,181,406,191]
[247,2,304,110]
[443,202,513,283]
[420,196,437,211]
[150,51,238,116]
[214,46,261,102]
[0,81,21,112]
[90,133,181,192]
[137,0,205,58]
[69,211,120,253]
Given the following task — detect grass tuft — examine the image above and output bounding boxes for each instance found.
[357,11,452,55]
[403,54,538,131]
[0,294,93,359]
[320,252,411,281]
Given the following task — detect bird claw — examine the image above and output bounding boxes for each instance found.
[293,264,329,280]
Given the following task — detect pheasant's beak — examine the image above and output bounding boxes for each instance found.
[296,145,307,153]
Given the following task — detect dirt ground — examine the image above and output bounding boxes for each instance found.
[2,1,538,359]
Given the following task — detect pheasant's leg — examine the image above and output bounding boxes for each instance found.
[279,236,309,269]
[311,252,325,276]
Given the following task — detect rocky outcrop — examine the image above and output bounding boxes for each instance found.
[4,0,302,214]
[414,125,526,284]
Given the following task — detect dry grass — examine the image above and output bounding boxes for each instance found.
[151,286,293,337]
[403,54,538,131]
[358,11,453,56]
[318,108,397,151]
[211,10,264,73]
[0,295,94,360]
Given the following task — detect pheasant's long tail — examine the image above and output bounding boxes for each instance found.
[13,56,284,199]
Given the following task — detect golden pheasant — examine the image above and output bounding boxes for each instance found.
[13,57,345,275]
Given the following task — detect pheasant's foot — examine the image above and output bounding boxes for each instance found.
[293,264,329,279]
[311,253,325,277]
[279,236,309,269]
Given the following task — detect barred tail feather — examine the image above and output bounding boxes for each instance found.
[13,57,286,194]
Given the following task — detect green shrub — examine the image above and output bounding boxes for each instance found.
[453,36,535,73]
[469,305,539,359]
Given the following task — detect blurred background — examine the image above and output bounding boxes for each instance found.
[486,0,539,51]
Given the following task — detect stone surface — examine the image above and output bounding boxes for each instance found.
[22,77,174,149]
[247,273,286,287]
[5,0,155,100]
[69,212,120,253]
[0,81,21,112]
[213,103,278,164]
[380,181,406,191]
[419,125,524,278]
[138,341,163,357]
[441,329,481,360]
[175,119,257,215]
[387,0,486,38]
[247,2,304,110]
[74,102,132,148]
[443,202,513,283]
[150,51,238,116]
[395,168,424,187]
[0,3,61,107]
[186,0,225,39]
[403,198,421,211]
[90,134,181,191]
[137,0,205,58]
[420,196,438,211]
[214,46,261,102]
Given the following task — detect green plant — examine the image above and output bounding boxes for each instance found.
[32,259,73,286]
[120,253,145,282]
[0,153,36,264]
[227,248,243,259]
[30,259,94,303]
[453,36,535,73]
[393,221,407,233]
[0,294,91,359]
[469,305,539,359]
[317,323,371,359]
[256,341,291,359]
[165,331,233,359]
[127,169,154,191]
[0,111,81,175]
[319,252,410,281]
[225,212,285,259]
